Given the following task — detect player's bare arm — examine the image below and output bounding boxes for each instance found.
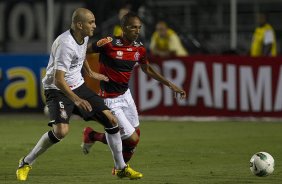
[140,63,186,99]
[83,60,109,81]
[54,70,92,112]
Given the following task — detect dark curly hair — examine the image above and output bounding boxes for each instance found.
[120,12,141,28]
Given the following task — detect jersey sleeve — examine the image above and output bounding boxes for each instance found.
[92,37,113,52]
[138,46,149,65]
[54,41,74,72]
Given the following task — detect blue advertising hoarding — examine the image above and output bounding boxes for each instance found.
[0,55,49,112]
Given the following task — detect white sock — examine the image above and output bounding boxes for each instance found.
[105,131,126,169]
[24,131,59,165]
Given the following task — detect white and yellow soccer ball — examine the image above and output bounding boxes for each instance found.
[250,152,274,177]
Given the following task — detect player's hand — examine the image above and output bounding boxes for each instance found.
[169,83,187,99]
[90,72,109,82]
[74,98,92,112]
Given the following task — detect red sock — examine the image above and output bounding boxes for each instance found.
[122,139,139,163]
[123,151,134,163]
[135,128,141,137]
[122,128,141,162]
[90,131,107,144]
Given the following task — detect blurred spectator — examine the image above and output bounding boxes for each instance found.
[113,6,130,37]
[136,5,149,44]
[250,13,277,57]
[150,21,188,57]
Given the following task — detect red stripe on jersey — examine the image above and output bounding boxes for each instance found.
[99,63,131,83]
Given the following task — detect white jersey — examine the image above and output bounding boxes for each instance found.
[42,30,89,90]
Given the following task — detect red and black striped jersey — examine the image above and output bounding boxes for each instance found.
[92,36,149,98]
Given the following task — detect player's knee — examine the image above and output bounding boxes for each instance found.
[129,132,140,144]
[53,123,69,139]
[95,110,119,134]
[123,132,140,148]
[97,110,118,128]
[135,127,141,137]
[108,113,118,127]
[104,116,119,135]
[54,130,69,139]
[123,138,139,154]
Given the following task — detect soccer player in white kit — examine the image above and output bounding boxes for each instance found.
[81,12,186,174]
[16,8,142,181]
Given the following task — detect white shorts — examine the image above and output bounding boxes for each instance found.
[104,89,139,140]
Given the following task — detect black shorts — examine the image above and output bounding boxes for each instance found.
[45,84,109,126]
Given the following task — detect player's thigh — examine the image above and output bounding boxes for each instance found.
[52,123,70,139]
[113,108,136,140]
[73,85,109,121]
[45,89,74,126]
[124,99,140,128]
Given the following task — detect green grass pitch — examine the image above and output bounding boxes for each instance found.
[1,114,282,184]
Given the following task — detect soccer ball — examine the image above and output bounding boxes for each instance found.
[250,152,274,177]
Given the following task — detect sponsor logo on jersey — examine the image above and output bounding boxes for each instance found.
[97,37,113,47]
[127,48,133,51]
[134,52,140,61]
[116,51,123,59]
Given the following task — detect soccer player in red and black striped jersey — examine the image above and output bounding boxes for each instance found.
[81,12,186,176]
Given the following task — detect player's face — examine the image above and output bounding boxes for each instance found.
[257,14,266,27]
[82,12,96,37]
[123,17,142,42]
[156,24,167,38]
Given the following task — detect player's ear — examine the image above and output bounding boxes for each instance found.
[77,22,83,30]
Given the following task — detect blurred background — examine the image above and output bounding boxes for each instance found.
[0,0,281,55]
[1,0,282,118]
